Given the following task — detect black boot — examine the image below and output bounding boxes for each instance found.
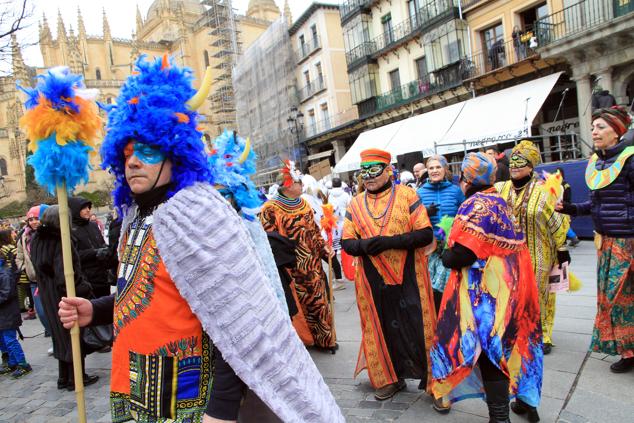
[483,379,511,423]
[511,398,540,422]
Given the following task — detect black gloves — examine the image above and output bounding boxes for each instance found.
[359,237,388,256]
[426,203,439,217]
[558,202,577,216]
[557,249,571,266]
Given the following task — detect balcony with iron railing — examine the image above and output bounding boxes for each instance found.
[303,107,359,139]
[460,35,538,80]
[296,36,321,63]
[298,76,327,103]
[535,0,634,47]
[375,61,463,112]
[348,2,461,64]
[340,0,374,24]
[345,42,377,69]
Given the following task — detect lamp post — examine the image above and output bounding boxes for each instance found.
[287,106,305,172]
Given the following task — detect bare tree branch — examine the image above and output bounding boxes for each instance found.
[0,0,29,40]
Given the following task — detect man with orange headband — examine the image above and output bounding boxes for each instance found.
[342,148,436,400]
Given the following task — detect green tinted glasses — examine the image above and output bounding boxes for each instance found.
[360,164,386,180]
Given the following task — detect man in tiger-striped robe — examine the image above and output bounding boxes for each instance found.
[260,164,336,350]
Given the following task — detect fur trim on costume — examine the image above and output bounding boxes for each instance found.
[100,55,211,210]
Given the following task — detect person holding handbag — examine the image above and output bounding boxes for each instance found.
[495,140,570,359]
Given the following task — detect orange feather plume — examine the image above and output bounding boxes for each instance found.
[19,95,102,154]
[320,203,336,236]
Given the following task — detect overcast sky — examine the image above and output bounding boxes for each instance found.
[16,0,321,69]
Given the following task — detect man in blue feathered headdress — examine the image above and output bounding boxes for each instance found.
[58,55,343,423]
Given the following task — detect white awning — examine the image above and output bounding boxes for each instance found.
[334,72,562,172]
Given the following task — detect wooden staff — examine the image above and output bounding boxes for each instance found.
[57,184,86,423]
[327,244,337,354]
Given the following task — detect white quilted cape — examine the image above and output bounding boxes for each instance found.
[144,183,343,423]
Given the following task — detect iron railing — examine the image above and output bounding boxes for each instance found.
[304,108,359,138]
[535,0,633,47]
[296,36,321,63]
[345,42,376,68]
[367,1,459,57]
[340,0,374,23]
[375,61,463,112]
[298,76,327,103]
[461,36,538,79]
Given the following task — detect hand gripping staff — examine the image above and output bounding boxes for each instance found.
[320,202,338,353]
[19,67,102,423]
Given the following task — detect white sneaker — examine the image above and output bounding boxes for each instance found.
[333,280,346,291]
[48,347,54,356]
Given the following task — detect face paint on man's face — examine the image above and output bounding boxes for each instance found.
[124,141,166,165]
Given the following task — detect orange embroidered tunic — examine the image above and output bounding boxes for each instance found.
[110,214,212,423]
[343,184,436,390]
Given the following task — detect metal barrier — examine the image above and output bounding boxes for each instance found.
[430,133,588,170]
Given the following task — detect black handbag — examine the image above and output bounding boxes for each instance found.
[82,324,113,352]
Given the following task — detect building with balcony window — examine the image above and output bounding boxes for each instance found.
[335,0,604,174]
[535,0,634,154]
[289,3,358,167]
[335,0,473,169]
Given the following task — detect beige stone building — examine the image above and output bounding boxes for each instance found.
[289,3,357,166]
[0,0,287,209]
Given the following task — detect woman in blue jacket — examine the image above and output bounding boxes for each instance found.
[558,106,633,374]
[417,155,465,310]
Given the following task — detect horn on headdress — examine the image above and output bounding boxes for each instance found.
[237,137,251,164]
[186,66,213,110]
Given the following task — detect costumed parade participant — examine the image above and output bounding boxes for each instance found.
[342,148,436,400]
[58,56,343,423]
[207,129,288,315]
[416,155,465,310]
[431,153,543,423]
[260,162,336,350]
[495,140,569,355]
[558,106,634,373]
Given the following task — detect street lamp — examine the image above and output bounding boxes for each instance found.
[287,106,305,172]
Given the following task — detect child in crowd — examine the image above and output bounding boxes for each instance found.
[0,229,32,379]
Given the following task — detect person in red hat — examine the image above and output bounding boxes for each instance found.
[342,148,436,400]
[260,160,336,351]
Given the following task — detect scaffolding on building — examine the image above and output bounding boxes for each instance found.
[233,18,298,186]
[202,0,240,135]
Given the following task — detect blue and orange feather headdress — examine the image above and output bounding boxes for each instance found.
[100,55,213,210]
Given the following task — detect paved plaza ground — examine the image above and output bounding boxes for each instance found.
[1,241,633,422]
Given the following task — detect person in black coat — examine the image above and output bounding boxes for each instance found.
[0,229,32,378]
[30,206,99,390]
[69,197,112,297]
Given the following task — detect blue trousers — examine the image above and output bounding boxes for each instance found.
[30,283,50,334]
[0,329,26,366]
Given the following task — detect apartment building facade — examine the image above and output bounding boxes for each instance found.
[289,3,358,165]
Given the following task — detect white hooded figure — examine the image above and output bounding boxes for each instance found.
[326,177,352,251]
[301,174,327,228]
